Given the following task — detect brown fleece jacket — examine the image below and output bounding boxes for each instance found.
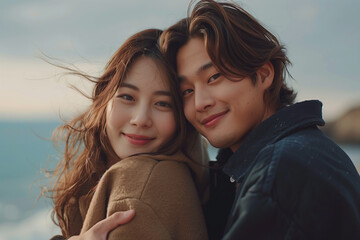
[76,151,209,240]
[51,135,210,240]
[61,135,210,239]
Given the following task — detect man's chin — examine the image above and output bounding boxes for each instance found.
[206,137,230,149]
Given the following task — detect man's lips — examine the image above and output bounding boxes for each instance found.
[201,110,229,127]
[123,133,155,145]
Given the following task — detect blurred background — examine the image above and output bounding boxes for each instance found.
[1,0,359,239]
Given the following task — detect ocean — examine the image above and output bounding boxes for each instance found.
[1,121,360,240]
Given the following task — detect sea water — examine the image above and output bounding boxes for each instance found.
[1,121,360,240]
[0,121,61,240]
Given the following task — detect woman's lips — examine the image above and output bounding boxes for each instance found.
[123,133,155,145]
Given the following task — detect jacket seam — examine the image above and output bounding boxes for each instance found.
[139,160,159,199]
[141,161,176,240]
[262,144,279,194]
[106,158,159,203]
[109,197,175,240]
[267,142,310,239]
[107,160,180,239]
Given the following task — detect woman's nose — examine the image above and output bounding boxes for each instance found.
[129,103,152,128]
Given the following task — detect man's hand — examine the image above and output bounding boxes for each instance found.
[68,209,135,240]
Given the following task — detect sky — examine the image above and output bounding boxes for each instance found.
[1,0,359,122]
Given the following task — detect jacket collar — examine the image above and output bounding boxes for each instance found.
[222,100,325,182]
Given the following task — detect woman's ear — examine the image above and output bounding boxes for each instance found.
[256,61,274,90]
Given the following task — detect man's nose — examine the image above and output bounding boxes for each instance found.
[194,87,215,112]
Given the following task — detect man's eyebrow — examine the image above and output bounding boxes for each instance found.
[119,82,138,91]
[198,62,213,74]
[178,61,214,83]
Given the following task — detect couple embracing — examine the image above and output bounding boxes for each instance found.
[49,1,360,239]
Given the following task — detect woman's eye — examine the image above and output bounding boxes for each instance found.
[208,73,221,83]
[156,101,172,108]
[182,89,193,96]
[118,94,134,101]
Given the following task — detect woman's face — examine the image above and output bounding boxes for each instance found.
[106,56,176,162]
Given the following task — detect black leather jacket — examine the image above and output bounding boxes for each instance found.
[219,100,360,240]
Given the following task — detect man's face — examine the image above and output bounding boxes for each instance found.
[176,37,274,151]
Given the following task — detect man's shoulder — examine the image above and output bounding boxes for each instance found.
[252,127,359,192]
[247,130,342,188]
[241,114,330,179]
[273,127,351,168]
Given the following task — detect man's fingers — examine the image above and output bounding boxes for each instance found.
[110,209,136,225]
[93,210,136,233]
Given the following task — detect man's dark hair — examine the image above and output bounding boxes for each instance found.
[160,0,296,109]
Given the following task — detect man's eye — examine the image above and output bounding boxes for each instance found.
[118,94,134,101]
[182,89,193,96]
[208,73,221,83]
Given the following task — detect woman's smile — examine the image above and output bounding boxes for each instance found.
[122,133,155,145]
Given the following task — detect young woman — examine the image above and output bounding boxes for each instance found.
[48,29,209,240]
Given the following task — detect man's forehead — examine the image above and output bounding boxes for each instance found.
[176,38,214,79]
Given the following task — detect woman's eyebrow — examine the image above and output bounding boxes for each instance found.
[119,82,171,96]
[119,82,138,91]
[154,90,171,96]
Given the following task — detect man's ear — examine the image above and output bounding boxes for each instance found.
[256,61,274,90]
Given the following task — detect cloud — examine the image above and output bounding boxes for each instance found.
[4,1,71,23]
[0,57,99,120]
[293,3,318,24]
[0,0,189,58]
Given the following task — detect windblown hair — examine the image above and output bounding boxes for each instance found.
[48,29,192,237]
[160,0,296,109]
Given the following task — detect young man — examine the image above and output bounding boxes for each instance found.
[159,0,360,239]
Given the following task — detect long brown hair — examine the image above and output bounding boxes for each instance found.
[48,29,192,237]
[160,0,296,109]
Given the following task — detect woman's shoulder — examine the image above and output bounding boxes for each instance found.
[102,155,187,189]
[101,154,189,195]
[107,154,187,175]
[108,155,159,172]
